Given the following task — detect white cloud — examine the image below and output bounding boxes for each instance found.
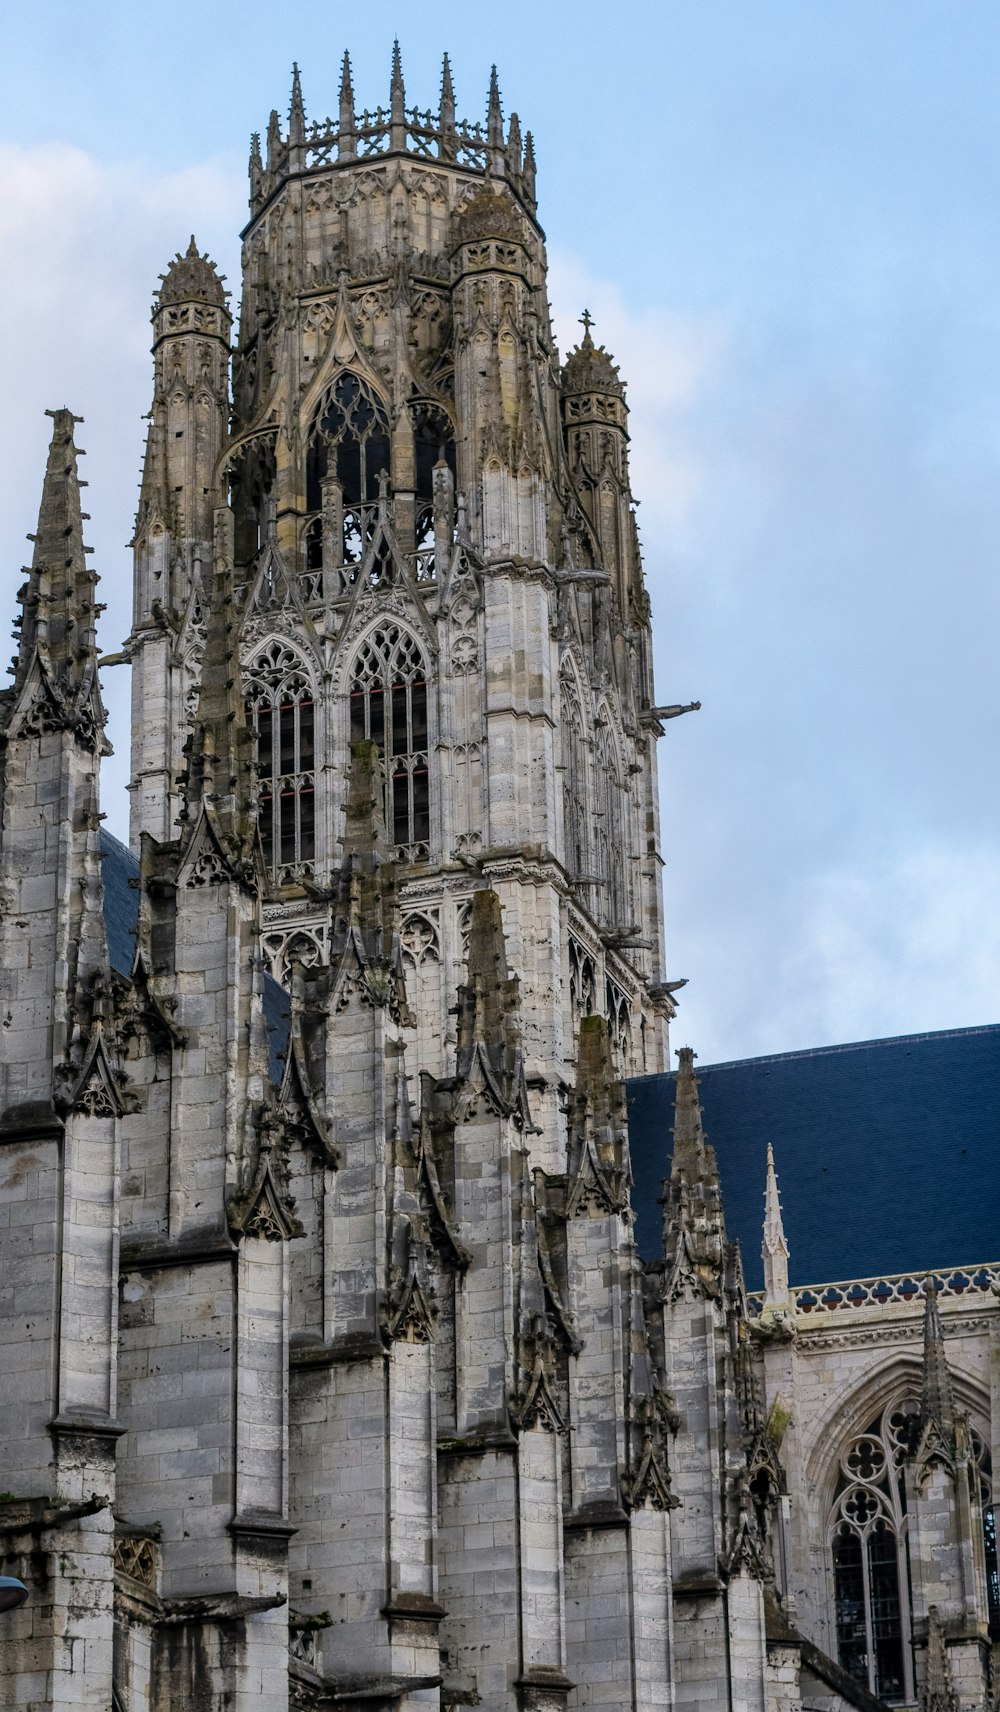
[0,143,243,838]
[548,249,729,533]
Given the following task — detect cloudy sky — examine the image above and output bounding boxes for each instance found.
[2,1,998,1063]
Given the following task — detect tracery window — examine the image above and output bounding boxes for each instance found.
[830,1399,999,1698]
[306,372,391,570]
[349,625,430,862]
[245,642,316,881]
[829,1402,916,1703]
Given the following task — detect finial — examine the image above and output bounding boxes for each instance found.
[439,51,456,157]
[487,64,505,159]
[918,1275,957,1448]
[522,130,537,205]
[761,1143,791,1311]
[266,107,281,171]
[507,111,523,176]
[289,62,305,148]
[338,51,356,159]
[390,39,406,148]
[579,308,594,340]
[186,235,200,259]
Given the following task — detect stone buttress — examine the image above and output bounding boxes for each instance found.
[114,507,291,1709]
[0,410,121,1712]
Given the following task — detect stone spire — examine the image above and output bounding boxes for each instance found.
[487,63,505,171]
[761,1142,791,1314]
[7,408,106,752]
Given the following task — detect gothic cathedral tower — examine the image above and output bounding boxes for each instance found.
[127,51,679,1125]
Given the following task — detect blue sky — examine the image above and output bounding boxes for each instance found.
[2,1,999,1060]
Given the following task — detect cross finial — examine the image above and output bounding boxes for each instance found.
[579,308,594,336]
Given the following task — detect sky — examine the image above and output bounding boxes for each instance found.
[1,1,998,1063]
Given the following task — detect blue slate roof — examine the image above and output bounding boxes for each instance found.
[99,828,290,1085]
[626,1027,1000,1289]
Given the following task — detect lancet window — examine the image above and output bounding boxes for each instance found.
[594,719,631,929]
[412,398,456,562]
[349,625,430,862]
[560,669,588,886]
[245,641,316,881]
[305,372,391,571]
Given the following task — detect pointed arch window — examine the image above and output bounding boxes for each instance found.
[245,641,316,880]
[594,718,631,930]
[349,625,430,862]
[306,373,391,571]
[560,669,588,886]
[829,1402,917,1703]
[412,398,456,564]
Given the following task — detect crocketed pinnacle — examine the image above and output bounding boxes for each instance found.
[439,52,455,120]
[918,1278,956,1447]
[157,237,227,309]
[661,1046,725,1291]
[455,888,525,1108]
[761,1142,791,1311]
[671,1047,710,1179]
[9,409,106,746]
[567,1014,630,1211]
[391,38,405,102]
[339,51,355,114]
[487,64,504,143]
[289,62,305,142]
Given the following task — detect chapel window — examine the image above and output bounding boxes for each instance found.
[349,625,430,862]
[245,642,316,882]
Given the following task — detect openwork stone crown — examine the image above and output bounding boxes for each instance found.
[157,236,228,308]
[249,47,538,221]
